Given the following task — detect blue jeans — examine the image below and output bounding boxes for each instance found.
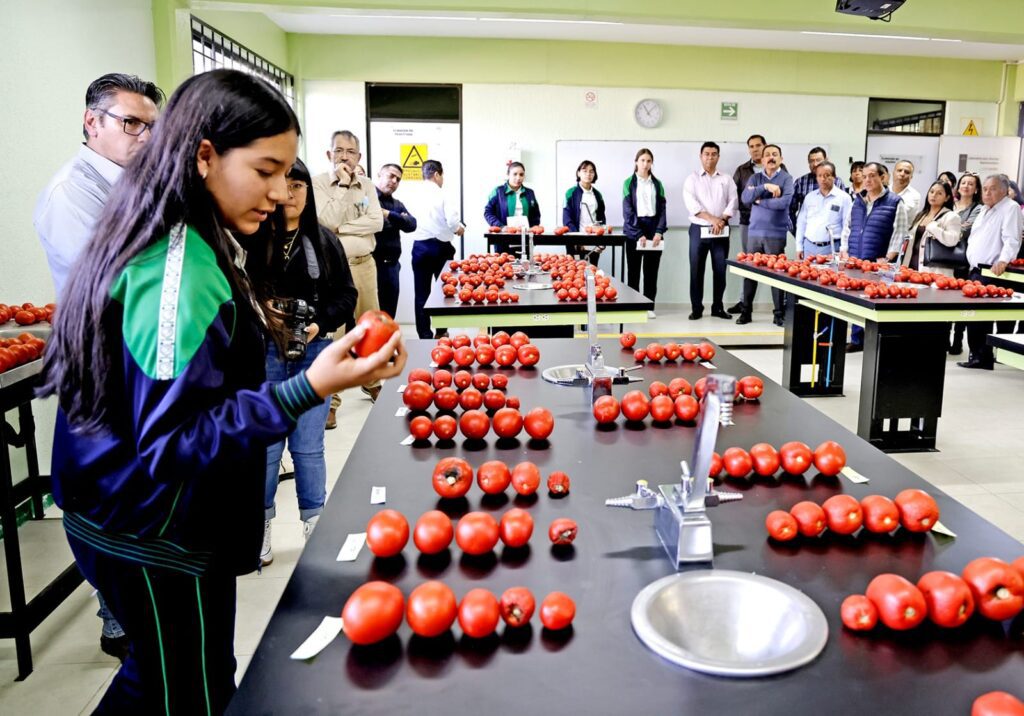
[264,338,331,521]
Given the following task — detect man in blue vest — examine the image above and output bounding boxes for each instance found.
[844,162,911,352]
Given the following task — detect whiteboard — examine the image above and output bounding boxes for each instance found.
[555,140,829,227]
[936,135,1023,181]
[865,134,939,202]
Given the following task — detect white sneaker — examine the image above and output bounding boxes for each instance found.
[260,520,273,566]
[303,515,320,541]
[647,310,657,319]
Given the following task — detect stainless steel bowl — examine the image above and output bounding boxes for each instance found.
[631,570,828,677]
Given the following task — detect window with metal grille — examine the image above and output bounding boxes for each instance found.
[190,16,295,106]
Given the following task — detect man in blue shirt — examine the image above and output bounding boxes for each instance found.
[791,147,846,229]
[33,72,164,662]
[796,162,852,259]
[737,144,794,326]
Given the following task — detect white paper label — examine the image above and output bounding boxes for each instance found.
[290,616,345,660]
[336,533,366,562]
[840,465,869,484]
[370,486,386,504]
[429,361,438,368]
[397,384,407,392]
[395,407,409,417]
[700,361,717,370]
[400,435,416,446]
[932,520,957,538]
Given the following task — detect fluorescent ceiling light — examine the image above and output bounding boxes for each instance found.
[802,31,960,43]
[478,18,622,25]
[327,13,622,26]
[331,14,472,21]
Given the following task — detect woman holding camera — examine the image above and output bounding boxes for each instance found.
[248,158,358,565]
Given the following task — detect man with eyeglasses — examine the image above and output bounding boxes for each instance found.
[34,72,162,297]
[32,72,164,663]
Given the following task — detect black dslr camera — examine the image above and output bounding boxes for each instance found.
[272,298,316,360]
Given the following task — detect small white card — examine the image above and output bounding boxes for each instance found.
[840,465,869,484]
[429,361,438,368]
[699,225,730,238]
[397,384,407,393]
[290,617,345,660]
[636,242,664,251]
[400,435,416,446]
[700,361,717,370]
[932,520,957,538]
[371,486,386,504]
[336,533,366,562]
[395,407,409,417]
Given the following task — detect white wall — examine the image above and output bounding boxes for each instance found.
[945,100,999,136]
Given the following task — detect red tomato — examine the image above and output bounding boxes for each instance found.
[547,471,571,495]
[492,407,523,439]
[475,345,496,367]
[620,332,637,349]
[812,440,847,476]
[645,342,665,362]
[693,377,708,401]
[917,571,975,628]
[748,443,780,477]
[459,410,490,440]
[673,395,698,422]
[633,348,646,363]
[680,343,699,362]
[620,390,650,422]
[342,581,405,645]
[523,407,554,440]
[593,395,620,424]
[472,373,491,391]
[453,370,472,389]
[540,592,576,630]
[481,389,506,412]
[648,381,669,398]
[408,368,432,384]
[453,346,476,368]
[510,331,530,349]
[353,310,398,357]
[494,344,518,367]
[431,415,457,441]
[498,508,534,548]
[894,488,940,532]
[722,447,752,479]
[491,373,509,390]
[860,495,900,534]
[822,495,863,535]
[491,331,511,347]
[406,581,458,637]
[459,589,500,638]
[664,342,682,361]
[648,395,673,422]
[1013,557,1024,580]
[709,451,723,479]
[403,382,435,411]
[961,557,1024,621]
[779,441,813,475]
[499,587,536,627]
[14,310,36,326]
[432,457,474,499]
[431,369,453,389]
[765,510,799,541]
[972,692,1024,716]
[459,387,483,410]
[473,333,492,348]
[738,376,764,400]
[517,343,541,367]
[548,518,578,545]
[456,512,500,555]
[697,342,716,361]
[409,415,433,441]
[866,573,927,630]
[477,460,512,494]
[840,594,878,631]
[413,510,453,554]
[506,396,521,410]
[433,387,459,411]
[790,501,826,537]
[668,378,692,399]
[366,509,410,558]
[511,461,541,496]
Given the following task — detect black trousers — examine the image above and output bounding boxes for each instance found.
[67,528,238,715]
[688,224,728,314]
[965,268,1016,364]
[625,217,662,305]
[740,235,787,317]
[376,258,400,319]
[413,238,456,339]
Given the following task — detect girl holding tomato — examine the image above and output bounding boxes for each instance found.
[563,159,607,264]
[40,70,406,714]
[622,148,668,316]
[484,162,542,254]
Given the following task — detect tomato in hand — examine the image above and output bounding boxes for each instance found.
[409,415,433,441]
[620,332,637,349]
[352,310,398,357]
[840,594,878,631]
[620,390,650,422]
[593,395,620,424]
[432,457,474,499]
[894,489,940,533]
[477,460,512,494]
[917,571,975,628]
[790,501,826,537]
[523,407,554,440]
[548,518,578,545]
[972,692,1024,716]
[455,512,500,555]
[403,382,434,411]
[749,443,780,477]
[547,471,571,496]
[961,557,1024,621]
[366,509,409,558]
[812,440,846,476]
[722,447,752,479]
[492,407,523,438]
[511,461,542,496]
[499,508,534,548]
[765,510,798,541]
[866,574,927,630]
[342,582,405,645]
[779,441,813,475]
[413,510,453,554]
[499,587,536,627]
[433,415,457,441]
[860,495,899,534]
[540,592,576,630]
[459,409,490,440]
[458,588,500,638]
[406,581,458,637]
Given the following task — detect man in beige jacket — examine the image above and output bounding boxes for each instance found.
[314,130,385,423]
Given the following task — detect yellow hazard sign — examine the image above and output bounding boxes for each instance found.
[963,120,979,136]
[401,144,428,180]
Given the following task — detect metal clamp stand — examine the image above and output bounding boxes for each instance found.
[605,374,741,567]
[542,273,643,387]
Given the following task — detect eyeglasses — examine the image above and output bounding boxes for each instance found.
[331,147,359,157]
[287,181,308,195]
[97,109,154,136]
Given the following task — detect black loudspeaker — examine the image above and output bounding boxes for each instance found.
[835,0,907,21]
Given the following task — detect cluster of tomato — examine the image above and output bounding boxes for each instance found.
[765,488,938,543]
[431,457,568,500]
[487,225,547,236]
[430,331,539,369]
[440,254,522,303]
[841,555,1024,634]
[1010,258,1024,267]
[961,280,1014,299]
[620,333,718,364]
[0,333,47,374]
[0,302,54,326]
[342,580,576,645]
[405,387,552,443]
[531,254,619,302]
[735,253,923,297]
[706,439,846,481]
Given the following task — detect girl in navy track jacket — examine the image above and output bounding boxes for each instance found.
[621,148,668,309]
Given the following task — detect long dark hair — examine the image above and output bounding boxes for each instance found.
[41,70,299,431]
[912,181,953,226]
[954,172,981,206]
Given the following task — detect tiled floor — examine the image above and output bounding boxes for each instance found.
[1,310,1022,713]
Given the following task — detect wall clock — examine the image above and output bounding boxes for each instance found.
[634,99,663,128]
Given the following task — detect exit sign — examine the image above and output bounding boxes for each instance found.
[721,102,738,120]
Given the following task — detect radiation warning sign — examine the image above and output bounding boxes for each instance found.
[962,120,979,136]
[401,144,428,180]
